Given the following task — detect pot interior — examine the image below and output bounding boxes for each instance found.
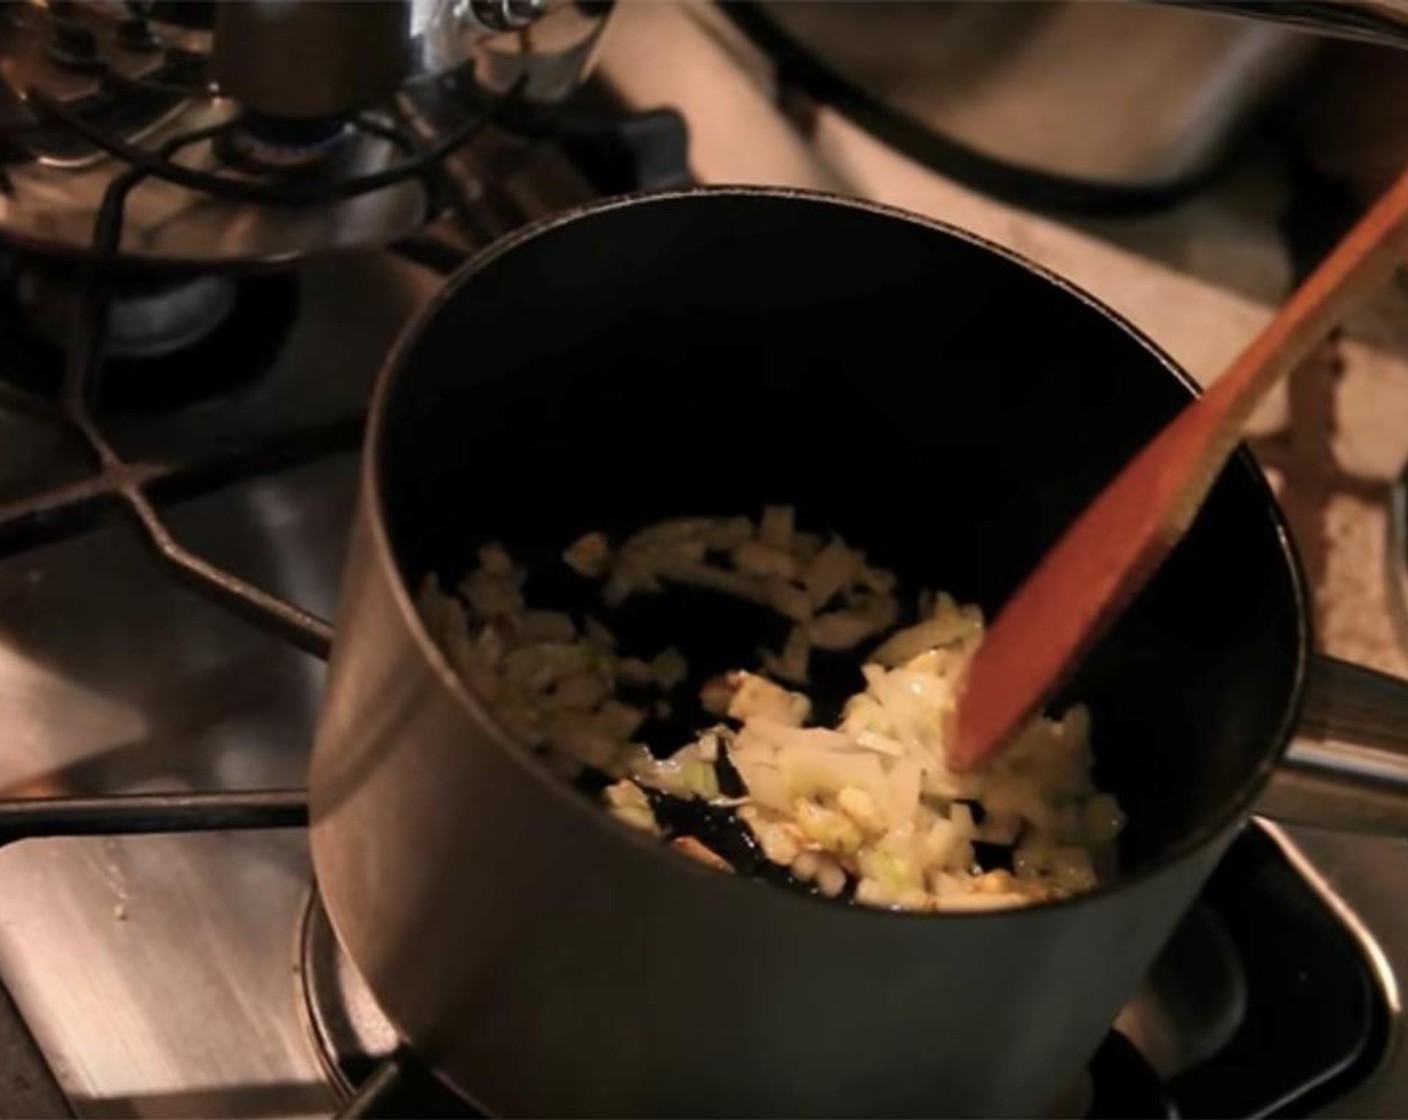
[375,189,1304,875]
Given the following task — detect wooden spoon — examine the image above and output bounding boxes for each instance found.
[950,163,1408,773]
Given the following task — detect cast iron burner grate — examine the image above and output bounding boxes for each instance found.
[0,66,535,655]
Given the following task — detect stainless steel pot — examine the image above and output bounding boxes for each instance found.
[728,1,1317,209]
[309,187,1408,1116]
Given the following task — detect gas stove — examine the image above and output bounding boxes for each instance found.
[3,3,1408,1117]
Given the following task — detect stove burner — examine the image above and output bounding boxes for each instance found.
[0,266,298,409]
[0,0,577,263]
[300,890,478,1117]
[299,890,398,1094]
[215,114,356,174]
[16,270,236,360]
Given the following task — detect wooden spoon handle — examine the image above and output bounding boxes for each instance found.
[950,162,1408,773]
[1203,163,1408,454]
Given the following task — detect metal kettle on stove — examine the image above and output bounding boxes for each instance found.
[0,0,612,264]
[212,0,611,121]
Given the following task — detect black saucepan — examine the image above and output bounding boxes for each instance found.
[309,187,1408,1117]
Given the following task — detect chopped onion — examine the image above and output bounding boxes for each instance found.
[583,616,617,649]
[594,700,646,740]
[617,657,654,685]
[973,808,1022,845]
[809,609,881,650]
[858,563,898,596]
[731,758,790,815]
[517,610,577,644]
[1049,847,1097,892]
[726,673,811,726]
[1081,793,1127,847]
[696,730,722,763]
[950,802,978,840]
[550,673,610,712]
[706,516,756,550]
[852,729,906,757]
[794,800,863,854]
[478,541,515,576]
[501,642,595,690]
[739,804,802,864]
[802,538,859,608]
[671,835,733,872]
[650,555,771,606]
[563,531,611,578]
[603,558,662,607]
[604,780,658,834]
[809,593,900,651]
[815,859,848,897]
[870,611,981,668]
[733,539,798,580]
[421,515,1124,916]
[460,568,524,618]
[836,786,884,833]
[548,721,625,770]
[630,753,690,797]
[700,675,736,716]
[622,517,718,554]
[760,624,811,685]
[758,504,795,551]
[792,531,823,561]
[765,578,813,623]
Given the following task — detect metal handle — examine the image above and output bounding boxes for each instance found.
[1256,653,1408,834]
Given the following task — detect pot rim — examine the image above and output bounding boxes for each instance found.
[360,183,1311,922]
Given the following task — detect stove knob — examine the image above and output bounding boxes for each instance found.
[47,21,100,69]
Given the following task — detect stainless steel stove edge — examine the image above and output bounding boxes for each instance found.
[1263,819,1408,1117]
